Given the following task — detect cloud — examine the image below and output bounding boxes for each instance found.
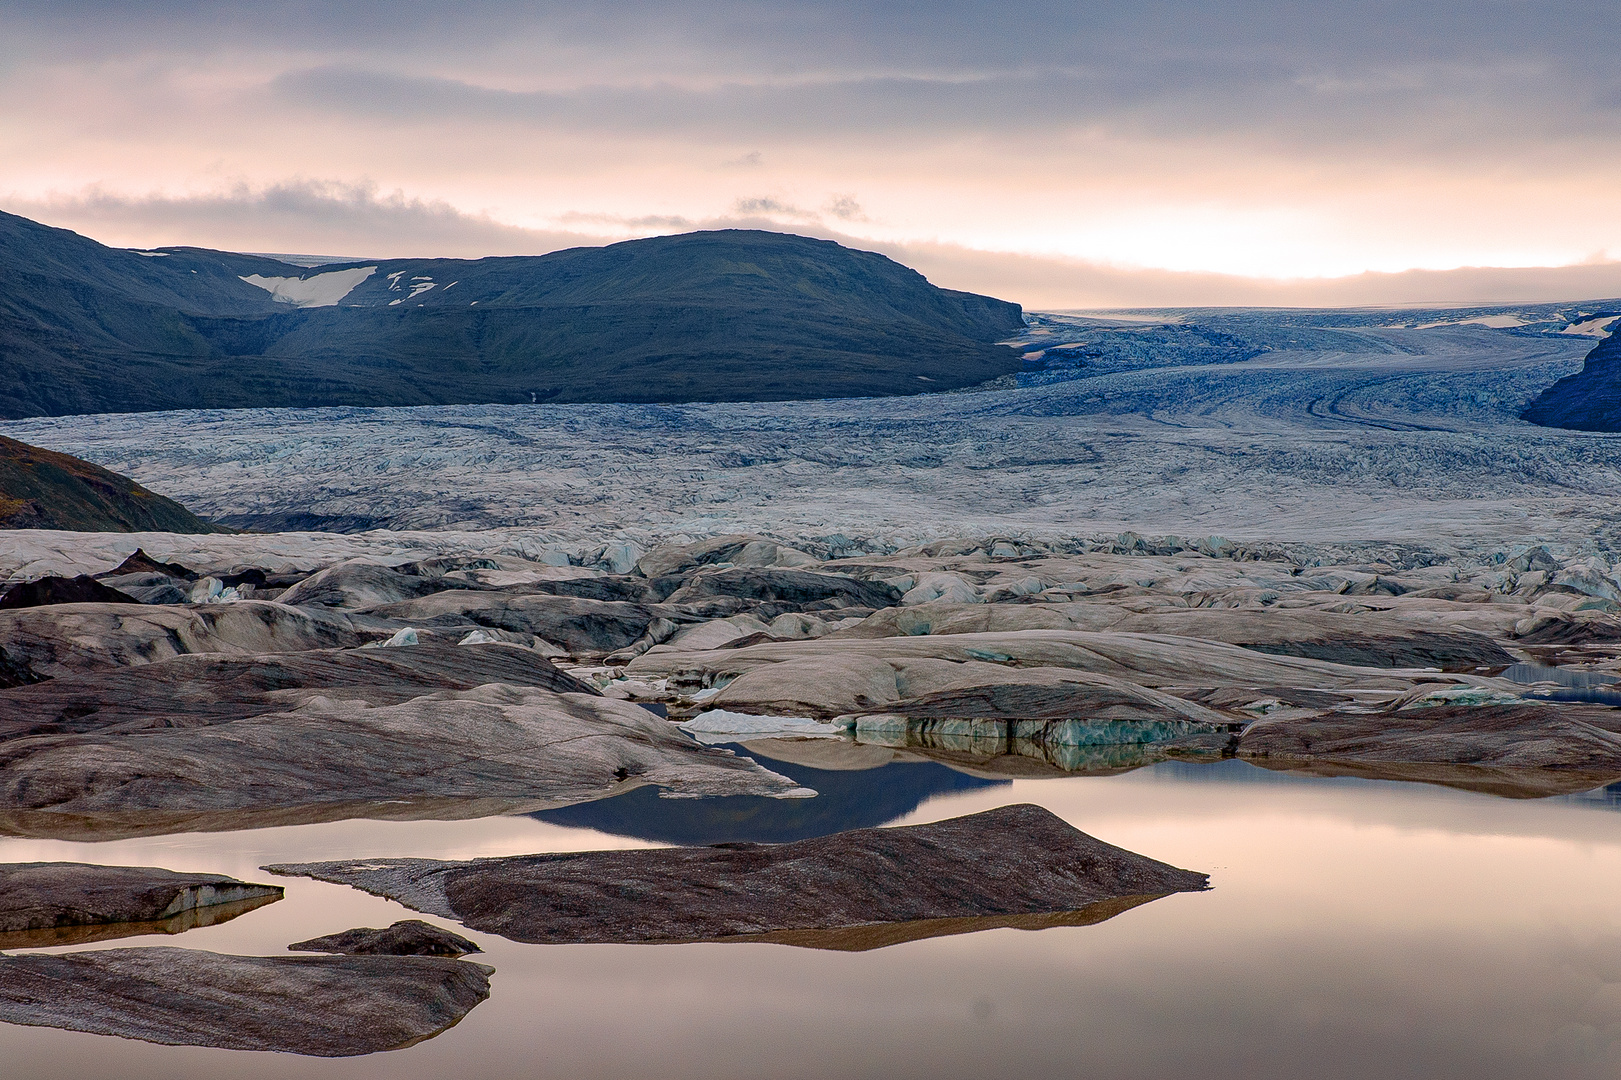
[9,182,1618,310]
[824,195,864,221]
[732,196,813,218]
[884,242,1621,310]
[9,1,1618,89]
[2,1,1619,283]
[1,181,602,258]
[261,62,1614,156]
[727,193,865,227]
[557,211,696,229]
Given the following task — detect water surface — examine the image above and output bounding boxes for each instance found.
[4,756,1621,1079]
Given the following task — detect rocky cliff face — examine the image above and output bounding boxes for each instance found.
[0,435,220,532]
[1522,326,1621,430]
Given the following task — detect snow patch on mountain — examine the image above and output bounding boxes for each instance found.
[239,266,377,307]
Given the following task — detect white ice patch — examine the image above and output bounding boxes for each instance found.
[677,710,841,744]
[1561,316,1620,337]
[1415,315,1528,329]
[129,250,168,257]
[239,266,377,308]
[1399,686,1526,710]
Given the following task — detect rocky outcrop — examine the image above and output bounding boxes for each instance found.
[0,435,222,532]
[0,575,140,609]
[93,549,199,581]
[289,920,482,957]
[268,804,1208,950]
[1522,327,1621,431]
[0,947,491,1055]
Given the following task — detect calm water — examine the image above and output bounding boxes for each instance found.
[5,750,1621,1080]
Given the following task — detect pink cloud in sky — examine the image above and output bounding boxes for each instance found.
[2,0,1617,306]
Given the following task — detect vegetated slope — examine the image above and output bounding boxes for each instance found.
[0,435,222,532]
[0,212,1025,418]
[1522,325,1621,431]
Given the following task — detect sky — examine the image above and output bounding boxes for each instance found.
[2,0,1619,308]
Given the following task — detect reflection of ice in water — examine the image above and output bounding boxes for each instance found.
[851,716,1225,773]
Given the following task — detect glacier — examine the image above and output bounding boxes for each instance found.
[3,311,1619,561]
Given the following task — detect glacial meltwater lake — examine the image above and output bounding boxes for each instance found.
[4,747,1621,1080]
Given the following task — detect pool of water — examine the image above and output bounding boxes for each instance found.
[1502,663,1620,690]
[5,752,1621,1080]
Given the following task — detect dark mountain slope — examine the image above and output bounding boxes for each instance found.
[0,213,1025,418]
[1522,326,1621,431]
[0,212,291,317]
[0,435,222,532]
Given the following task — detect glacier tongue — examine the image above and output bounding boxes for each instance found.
[1,318,1617,555]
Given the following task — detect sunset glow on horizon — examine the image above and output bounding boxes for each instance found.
[3,0,1618,307]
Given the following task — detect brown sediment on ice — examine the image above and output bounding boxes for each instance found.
[1,535,1618,827]
[1235,701,1621,786]
[0,947,492,1056]
[0,678,801,837]
[0,862,282,938]
[289,920,483,957]
[268,803,1209,949]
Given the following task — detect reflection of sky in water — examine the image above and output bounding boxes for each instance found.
[2,758,1621,1078]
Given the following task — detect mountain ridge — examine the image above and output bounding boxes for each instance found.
[0,212,1025,418]
[0,435,222,533]
[1521,320,1621,431]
